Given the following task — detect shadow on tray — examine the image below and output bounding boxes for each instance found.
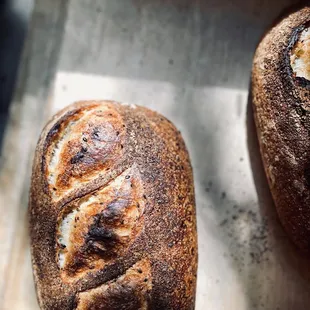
[0,0,31,155]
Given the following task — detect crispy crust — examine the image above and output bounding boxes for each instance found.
[29,101,197,309]
[252,7,310,251]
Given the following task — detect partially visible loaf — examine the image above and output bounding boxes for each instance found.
[29,100,197,309]
[252,7,310,251]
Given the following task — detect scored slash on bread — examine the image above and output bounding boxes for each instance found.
[56,165,145,281]
[252,7,310,251]
[29,101,197,310]
[44,104,125,201]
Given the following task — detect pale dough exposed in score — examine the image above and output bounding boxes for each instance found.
[290,27,310,80]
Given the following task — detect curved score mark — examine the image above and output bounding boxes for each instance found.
[46,105,125,201]
[56,166,145,281]
[76,258,152,310]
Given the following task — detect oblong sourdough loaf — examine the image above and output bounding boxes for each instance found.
[29,101,197,310]
[252,7,310,251]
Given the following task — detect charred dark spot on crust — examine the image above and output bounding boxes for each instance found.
[70,152,85,164]
[89,215,118,240]
[84,214,120,258]
[48,123,61,138]
[92,127,101,140]
[295,76,310,88]
[86,229,119,256]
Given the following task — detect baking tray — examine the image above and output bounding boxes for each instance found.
[1,0,309,309]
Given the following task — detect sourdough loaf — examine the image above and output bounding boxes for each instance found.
[252,7,310,251]
[29,101,197,309]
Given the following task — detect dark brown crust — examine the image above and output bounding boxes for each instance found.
[252,7,310,252]
[29,100,197,309]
